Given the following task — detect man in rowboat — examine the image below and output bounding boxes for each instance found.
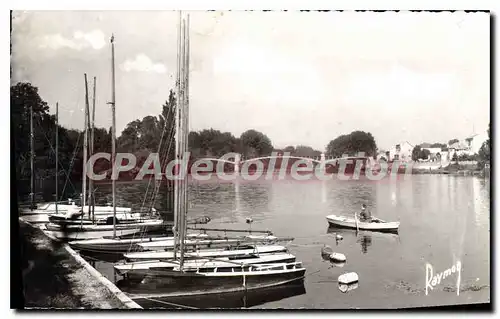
[359,204,371,222]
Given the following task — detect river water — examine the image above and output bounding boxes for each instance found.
[82,175,490,309]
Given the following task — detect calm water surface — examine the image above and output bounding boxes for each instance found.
[85,175,490,309]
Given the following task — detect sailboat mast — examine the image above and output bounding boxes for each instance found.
[173,11,182,260]
[90,76,96,222]
[183,14,190,244]
[55,102,58,215]
[85,78,92,218]
[178,16,187,270]
[83,74,89,210]
[30,104,35,210]
[182,14,189,262]
[110,35,117,238]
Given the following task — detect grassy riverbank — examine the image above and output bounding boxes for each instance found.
[19,221,126,309]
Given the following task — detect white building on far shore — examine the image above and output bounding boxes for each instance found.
[389,141,414,162]
[467,130,489,155]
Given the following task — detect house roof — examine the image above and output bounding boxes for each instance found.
[449,142,468,150]
[391,141,414,151]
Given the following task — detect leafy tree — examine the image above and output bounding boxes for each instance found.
[458,153,478,161]
[293,145,322,157]
[283,145,295,154]
[116,90,177,167]
[419,149,431,160]
[452,152,458,163]
[239,129,273,158]
[12,82,50,178]
[158,90,176,163]
[118,120,142,152]
[477,123,490,169]
[12,82,82,199]
[189,129,239,158]
[412,145,422,161]
[326,131,377,158]
[448,138,459,146]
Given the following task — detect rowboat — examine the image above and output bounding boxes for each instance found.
[123,244,288,261]
[326,214,399,232]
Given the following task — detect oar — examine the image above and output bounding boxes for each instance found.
[354,213,359,233]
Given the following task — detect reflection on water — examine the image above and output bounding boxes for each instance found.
[131,281,306,309]
[358,235,372,254]
[326,226,400,254]
[339,282,359,293]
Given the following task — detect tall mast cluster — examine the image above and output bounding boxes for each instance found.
[174,12,190,270]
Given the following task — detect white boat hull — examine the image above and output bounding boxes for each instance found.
[20,203,136,214]
[326,214,400,231]
[124,245,288,261]
[138,235,281,251]
[19,204,150,225]
[19,214,50,224]
[68,233,205,253]
[114,253,297,278]
[45,220,164,240]
[119,262,306,297]
[45,228,143,240]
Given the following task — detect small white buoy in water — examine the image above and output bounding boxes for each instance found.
[338,272,359,285]
[329,252,346,263]
[336,234,343,241]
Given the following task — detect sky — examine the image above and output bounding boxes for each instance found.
[11,11,490,151]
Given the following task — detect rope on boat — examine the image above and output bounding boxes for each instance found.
[126,106,175,253]
[141,297,199,309]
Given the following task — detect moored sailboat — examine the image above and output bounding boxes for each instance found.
[114,13,306,295]
[45,219,165,240]
[119,262,306,297]
[115,253,298,280]
[46,49,163,240]
[136,234,292,251]
[123,244,288,261]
